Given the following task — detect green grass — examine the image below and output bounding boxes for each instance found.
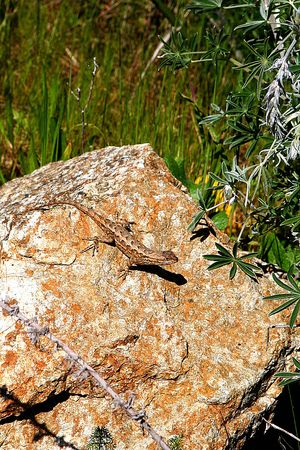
[0,0,235,186]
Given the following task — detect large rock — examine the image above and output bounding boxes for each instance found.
[0,144,293,449]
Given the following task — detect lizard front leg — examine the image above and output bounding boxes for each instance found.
[118,255,149,280]
[81,231,115,256]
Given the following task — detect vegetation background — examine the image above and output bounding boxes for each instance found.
[0,0,207,182]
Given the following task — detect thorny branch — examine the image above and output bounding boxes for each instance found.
[0,299,171,450]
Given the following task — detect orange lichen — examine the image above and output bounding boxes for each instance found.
[2,350,17,367]
[42,279,63,298]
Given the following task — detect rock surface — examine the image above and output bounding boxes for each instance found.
[0,144,294,449]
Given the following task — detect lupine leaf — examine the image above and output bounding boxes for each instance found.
[290,300,300,328]
[206,260,233,270]
[292,358,300,370]
[188,209,205,232]
[274,357,300,387]
[271,273,298,293]
[268,298,298,316]
[215,243,232,257]
[203,255,232,262]
[287,270,300,291]
[240,252,258,260]
[274,372,299,378]
[278,377,300,387]
[237,261,257,279]
[229,263,237,279]
[186,0,223,14]
[203,242,259,279]
[263,293,297,301]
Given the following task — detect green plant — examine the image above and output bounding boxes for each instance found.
[264,268,300,328]
[0,1,198,182]
[87,426,116,450]
[203,242,258,279]
[158,0,300,288]
[274,358,300,386]
[158,31,200,72]
[168,433,184,450]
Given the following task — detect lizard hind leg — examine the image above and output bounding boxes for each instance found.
[118,259,133,280]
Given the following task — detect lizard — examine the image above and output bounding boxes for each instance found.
[20,200,178,270]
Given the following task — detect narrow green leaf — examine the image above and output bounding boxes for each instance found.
[199,114,224,125]
[245,139,259,158]
[271,273,298,293]
[274,372,300,378]
[237,262,257,279]
[240,252,258,260]
[209,172,225,184]
[232,242,238,258]
[281,216,300,226]
[287,270,300,291]
[215,243,232,258]
[269,298,298,316]
[227,135,253,149]
[290,300,300,328]
[264,293,297,301]
[292,358,300,370]
[188,209,205,231]
[186,0,223,14]
[203,255,232,262]
[234,20,265,31]
[238,261,260,271]
[206,261,232,270]
[278,378,300,387]
[229,263,237,279]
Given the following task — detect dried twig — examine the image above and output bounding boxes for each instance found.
[0,299,171,450]
[70,57,99,154]
[263,418,300,443]
[141,27,181,79]
[266,323,300,350]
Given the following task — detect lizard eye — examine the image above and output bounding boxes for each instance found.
[162,251,178,262]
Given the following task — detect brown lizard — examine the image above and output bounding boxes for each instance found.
[22,200,178,269]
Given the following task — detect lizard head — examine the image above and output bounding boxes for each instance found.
[161,250,178,265]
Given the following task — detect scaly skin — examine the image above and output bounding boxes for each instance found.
[24,200,178,268]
